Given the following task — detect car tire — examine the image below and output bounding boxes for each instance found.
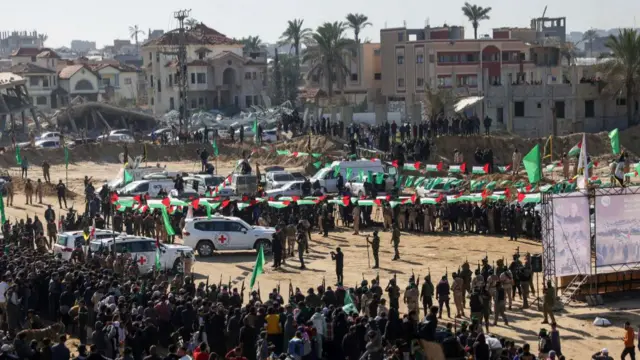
[255,239,272,255]
[196,240,215,257]
[172,258,183,274]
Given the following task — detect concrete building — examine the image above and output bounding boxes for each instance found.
[0,31,43,57]
[70,40,96,54]
[477,66,636,137]
[303,42,382,108]
[9,47,63,110]
[141,23,268,113]
[0,72,41,132]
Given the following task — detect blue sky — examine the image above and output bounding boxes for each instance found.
[3,0,638,48]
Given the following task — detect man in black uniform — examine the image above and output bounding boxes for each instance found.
[331,247,344,284]
[272,228,282,269]
[367,231,380,268]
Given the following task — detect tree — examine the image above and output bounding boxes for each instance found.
[302,22,354,99]
[345,13,372,44]
[241,36,263,53]
[582,29,598,57]
[597,29,640,128]
[185,18,199,29]
[37,33,48,47]
[423,84,455,120]
[278,19,312,57]
[461,2,492,39]
[128,25,145,48]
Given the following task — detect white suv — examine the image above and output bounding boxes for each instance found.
[182,215,275,257]
[90,235,195,274]
[54,230,121,261]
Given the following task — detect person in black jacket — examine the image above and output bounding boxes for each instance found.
[473,333,490,360]
[342,325,360,360]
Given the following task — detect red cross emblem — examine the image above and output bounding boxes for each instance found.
[138,256,147,265]
[218,234,227,244]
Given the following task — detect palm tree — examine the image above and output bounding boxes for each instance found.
[128,25,145,48]
[302,22,354,98]
[185,18,199,29]
[598,29,640,127]
[241,36,263,53]
[278,19,312,58]
[461,2,492,39]
[345,13,372,44]
[582,29,598,57]
[37,33,48,47]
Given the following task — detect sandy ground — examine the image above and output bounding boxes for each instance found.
[4,161,637,360]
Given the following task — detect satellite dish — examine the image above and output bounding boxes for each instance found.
[118,153,134,166]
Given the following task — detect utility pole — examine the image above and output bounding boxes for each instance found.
[174,9,191,131]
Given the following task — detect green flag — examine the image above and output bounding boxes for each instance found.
[252,119,259,145]
[155,238,161,271]
[123,169,134,185]
[15,147,21,166]
[313,161,322,169]
[609,128,620,155]
[346,168,353,181]
[342,290,358,314]
[375,172,384,185]
[0,193,5,224]
[64,146,69,169]
[160,207,175,236]
[212,139,219,156]
[249,245,265,289]
[333,165,341,177]
[523,144,542,184]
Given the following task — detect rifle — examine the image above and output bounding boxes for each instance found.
[365,235,371,268]
[240,279,246,302]
[257,282,262,302]
[376,271,380,284]
[288,280,294,299]
[218,274,222,289]
[228,276,232,290]
[205,275,210,294]
[277,281,281,296]
[322,276,326,292]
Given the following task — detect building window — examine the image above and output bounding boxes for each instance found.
[458,75,478,87]
[36,96,47,105]
[252,72,257,80]
[169,97,175,110]
[246,95,253,107]
[102,78,111,86]
[191,99,197,108]
[150,75,154,88]
[416,78,424,87]
[502,52,510,61]
[254,95,259,105]
[555,101,565,118]
[350,74,358,81]
[191,73,196,84]
[168,75,172,87]
[374,49,380,56]
[156,52,160,62]
[416,54,424,63]
[514,101,525,117]
[397,78,405,87]
[124,78,132,85]
[29,77,38,86]
[149,52,152,61]
[196,73,206,84]
[151,97,154,105]
[585,100,595,117]
[437,76,452,88]
[53,77,56,86]
[157,80,161,92]
[616,98,627,106]
[198,97,204,107]
[245,72,251,80]
[397,55,404,65]
[198,52,205,60]
[497,107,504,123]
[398,32,404,42]
[374,73,381,80]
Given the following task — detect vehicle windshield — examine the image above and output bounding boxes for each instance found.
[313,168,330,180]
[204,177,223,186]
[273,174,294,182]
[119,181,141,193]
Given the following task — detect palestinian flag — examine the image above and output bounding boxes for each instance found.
[568,141,582,156]
[155,236,161,271]
[517,192,542,204]
[497,165,512,173]
[425,162,444,172]
[449,163,467,173]
[472,164,490,175]
[403,162,421,170]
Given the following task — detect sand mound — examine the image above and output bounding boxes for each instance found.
[432,131,632,165]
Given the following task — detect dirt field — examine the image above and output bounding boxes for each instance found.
[2,159,634,360]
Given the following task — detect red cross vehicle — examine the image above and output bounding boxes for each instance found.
[88,235,194,275]
[182,215,276,257]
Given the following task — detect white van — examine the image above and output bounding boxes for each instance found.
[310,159,393,193]
[118,179,175,197]
[54,229,120,260]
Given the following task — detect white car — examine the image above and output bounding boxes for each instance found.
[54,229,121,260]
[261,129,278,143]
[90,235,194,274]
[34,139,61,148]
[98,133,135,143]
[264,181,304,198]
[182,215,275,257]
[37,131,61,141]
[265,171,296,190]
